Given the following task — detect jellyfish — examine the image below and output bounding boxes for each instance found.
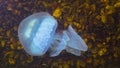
[18,12,88,57]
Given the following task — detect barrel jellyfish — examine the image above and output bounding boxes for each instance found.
[18,12,88,57]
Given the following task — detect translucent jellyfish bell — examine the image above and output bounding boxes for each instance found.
[18,12,88,57]
[18,12,57,56]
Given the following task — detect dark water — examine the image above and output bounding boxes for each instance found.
[0,0,120,68]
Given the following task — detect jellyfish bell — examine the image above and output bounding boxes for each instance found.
[18,12,58,56]
[18,12,88,57]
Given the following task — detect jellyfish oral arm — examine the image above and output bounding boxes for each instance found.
[65,25,88,56]
[49,25,88,57]
[66,25,88,51]
[66,46,81,56]
[49,31,69,57]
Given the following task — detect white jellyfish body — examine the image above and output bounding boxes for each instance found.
[18,12,88,57]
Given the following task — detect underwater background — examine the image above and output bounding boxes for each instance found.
[0,0,120,68]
